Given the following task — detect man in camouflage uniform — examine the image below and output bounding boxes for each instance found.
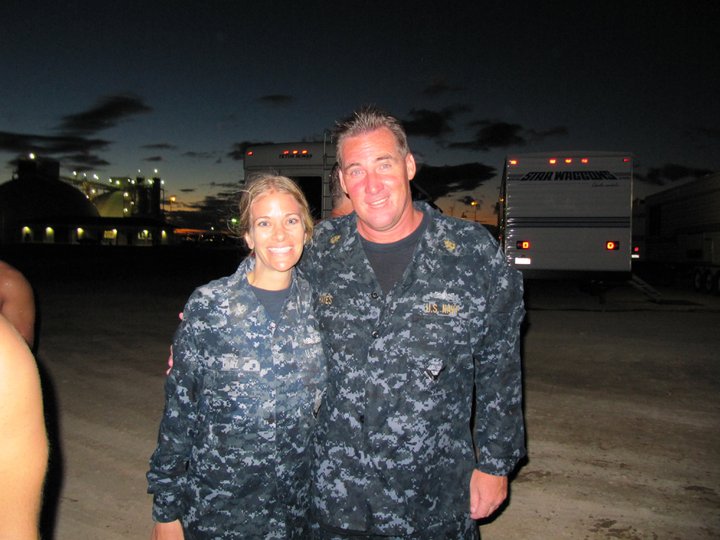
[300,107,526,539]
[148,242,326,537]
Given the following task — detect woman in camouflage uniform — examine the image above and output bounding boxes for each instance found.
[148,175,326,539]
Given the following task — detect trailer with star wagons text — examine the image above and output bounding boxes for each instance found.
[498,151,633,280]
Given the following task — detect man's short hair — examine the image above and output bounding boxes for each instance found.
[334,105,409,167]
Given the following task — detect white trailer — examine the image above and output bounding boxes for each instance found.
[499,151,633,279]
[243,142,336,220]
[638,173,720,293]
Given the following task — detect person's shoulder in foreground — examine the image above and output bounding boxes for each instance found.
[0,260,36,348]
[0,314,47,540]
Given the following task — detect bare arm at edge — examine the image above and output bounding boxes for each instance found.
[0,314,48,539]
[0,261,36,348]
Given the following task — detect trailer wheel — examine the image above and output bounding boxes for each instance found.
[693,269,705,292]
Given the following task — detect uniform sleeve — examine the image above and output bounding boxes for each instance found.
[146,303,202,522]
[473,246,526,476]
[297,231,321,285]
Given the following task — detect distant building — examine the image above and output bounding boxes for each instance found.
[0,156,173,246]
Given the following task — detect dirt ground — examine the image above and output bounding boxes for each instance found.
[9,246,720,539]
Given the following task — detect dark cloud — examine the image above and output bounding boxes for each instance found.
[0,131,111,156]
[413,162,496,200]
[258,95,294,106]
[402,106,471,139]
[0,131,43,154]
[142,143,177,150]
[458,121,525,149]
[449,121,567,151]
[526,126,569,143]
[637,163,713,186]
[56,94,152,135]
[179,188,196,193]
[207,181,241,189]
[686,126,720,141]
[698,127,720,139]
[403,109,453,138]
[1,94,152,172]
[421,80,462,97]
[59,153,111,171]
[0,131,112,174]
[143,156,163,162]
[182,151,217,160]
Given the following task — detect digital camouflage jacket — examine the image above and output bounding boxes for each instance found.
[147,257,326,539]
[299,203,526,538]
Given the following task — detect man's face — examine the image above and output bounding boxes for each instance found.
[339,127,417,242]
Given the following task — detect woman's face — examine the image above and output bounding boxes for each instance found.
[244,190,306,288]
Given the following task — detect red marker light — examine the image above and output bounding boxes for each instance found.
[549,158,557,165]
[508,159,518,166]
[606,241,619,251]
[282,150,290,156]
[246,150,254,157]
[301,149,309,155]
[565,158,573,164]
[581,158,589,164]
[516,240,531,250]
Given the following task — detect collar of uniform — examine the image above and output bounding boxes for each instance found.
[228,255,302,310]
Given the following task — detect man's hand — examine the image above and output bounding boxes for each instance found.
[469,469,508,520]
[166,312,183,375]
[166,345,174,375]
[150,519,184,540]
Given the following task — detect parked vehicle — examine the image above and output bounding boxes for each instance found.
[634,173,720,293]
[499,151,634,280]
[243,142,336,221]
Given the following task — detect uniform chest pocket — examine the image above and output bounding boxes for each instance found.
[404,312,471,387]
[407,311,468,351]
[201,368,270,448]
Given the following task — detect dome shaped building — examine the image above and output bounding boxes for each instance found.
[0,157,171,246]
[0,158,100,243]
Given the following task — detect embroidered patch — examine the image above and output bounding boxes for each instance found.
[423,302,461,316]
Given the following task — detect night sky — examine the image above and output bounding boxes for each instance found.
[2,1,718,224]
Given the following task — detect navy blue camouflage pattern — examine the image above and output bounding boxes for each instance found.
[147,256,326,539]
[299,203,526,538]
